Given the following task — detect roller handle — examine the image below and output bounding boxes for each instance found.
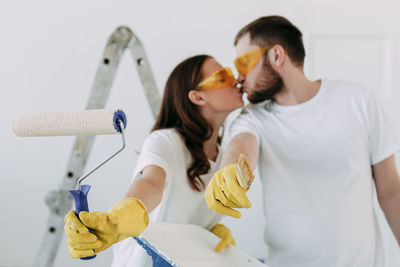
[69,185,97,260]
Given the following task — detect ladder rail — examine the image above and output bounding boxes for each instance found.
[34,26,160,267]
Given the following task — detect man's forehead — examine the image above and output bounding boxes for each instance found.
[235,33,260,56]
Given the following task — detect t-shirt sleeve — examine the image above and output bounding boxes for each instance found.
[131,131,174,183]
[229,108,260,143]
[366,91,400,165]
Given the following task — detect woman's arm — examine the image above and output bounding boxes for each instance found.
[125,165,166,213]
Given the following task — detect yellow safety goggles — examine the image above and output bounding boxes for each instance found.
[196,67,236,91]
[234,45,274,76]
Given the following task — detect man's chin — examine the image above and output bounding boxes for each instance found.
[247,84,283,104]
[247,95,262,104]
[247,92,274,104]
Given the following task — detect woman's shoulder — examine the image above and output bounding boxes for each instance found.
[137,129,186,171]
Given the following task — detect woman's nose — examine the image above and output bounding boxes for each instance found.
[234,79,243,89]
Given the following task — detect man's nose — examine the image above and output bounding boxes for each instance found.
[238,73,246,83]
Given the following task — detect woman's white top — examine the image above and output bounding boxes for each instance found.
[112,128,223,267]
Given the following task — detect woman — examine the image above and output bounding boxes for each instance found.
[64,54,244,266]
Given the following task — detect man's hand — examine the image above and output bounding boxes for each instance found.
[64,198,148,258]
[210,224,236,252]
[205,163,251,218]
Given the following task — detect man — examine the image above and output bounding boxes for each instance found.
[205,15,400,266]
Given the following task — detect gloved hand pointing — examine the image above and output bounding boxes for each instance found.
[64,198,148,258]
[205,161,252,218]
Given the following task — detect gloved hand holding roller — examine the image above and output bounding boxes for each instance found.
[12,109,140,259]
[64,198,148,258]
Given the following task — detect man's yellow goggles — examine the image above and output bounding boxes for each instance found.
[234,45,274,76]
[196,67,236,91]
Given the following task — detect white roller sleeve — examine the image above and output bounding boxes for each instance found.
[12,109,127,137]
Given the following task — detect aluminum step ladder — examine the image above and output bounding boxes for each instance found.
[34,26,161,267]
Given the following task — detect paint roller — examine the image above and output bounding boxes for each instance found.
[12,109,127,137]
[12,109,127,260]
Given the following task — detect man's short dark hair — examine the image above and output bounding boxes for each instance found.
[235,16,305,67]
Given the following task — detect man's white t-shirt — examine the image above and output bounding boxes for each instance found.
[112,129,223,267]
[230,79,400,267]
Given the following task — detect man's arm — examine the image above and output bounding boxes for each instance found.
[221,132,259,171]
[204,132,259,218]
[372,154,400,244]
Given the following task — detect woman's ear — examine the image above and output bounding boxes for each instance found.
[188,90,207,106]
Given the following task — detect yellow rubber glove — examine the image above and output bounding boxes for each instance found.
[205,163,251,218]
[64,198,148,258]
[210,224,236,252]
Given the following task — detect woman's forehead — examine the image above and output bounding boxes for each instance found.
[201,58,223,78]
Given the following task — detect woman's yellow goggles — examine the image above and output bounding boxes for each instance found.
[234,45,274,76]
[196,67,236,91]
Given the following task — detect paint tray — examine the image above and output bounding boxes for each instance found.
[134,222,268,267]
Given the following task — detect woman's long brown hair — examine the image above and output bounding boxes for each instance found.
[152,55,220,191]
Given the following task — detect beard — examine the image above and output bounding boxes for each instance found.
[247,59,283,104]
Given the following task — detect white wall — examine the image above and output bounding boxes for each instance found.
[1,1,399,267]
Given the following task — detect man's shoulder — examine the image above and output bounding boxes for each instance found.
[324,79,371,98]
[230,102,271,131]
